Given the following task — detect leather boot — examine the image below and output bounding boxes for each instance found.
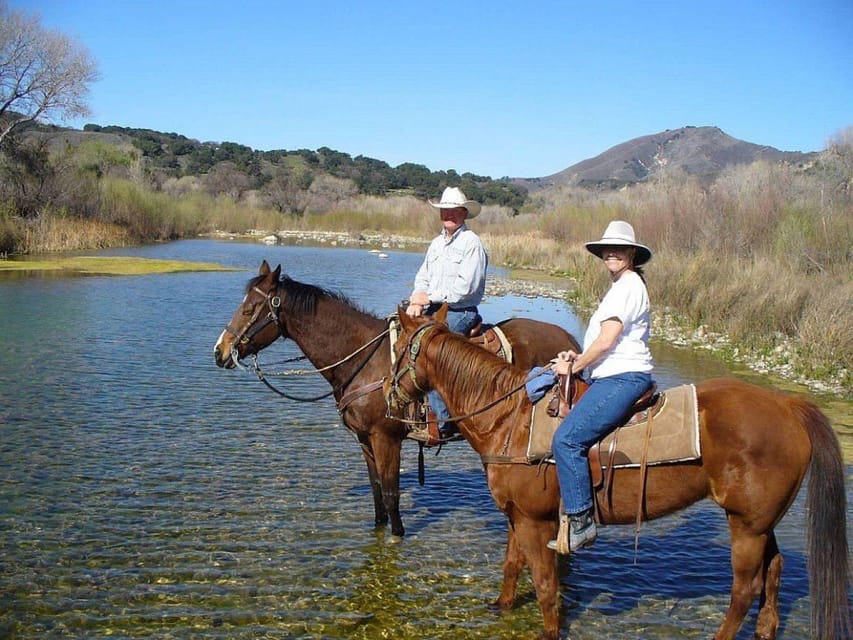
[568,508,597,551]
[438,421,461,440]
[547,508,597,554]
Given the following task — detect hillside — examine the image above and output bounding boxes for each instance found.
[25,122,818,203]
[26,122,529,210]
[514,126,817,191]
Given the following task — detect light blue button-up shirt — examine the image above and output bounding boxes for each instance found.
[412,224,488,309]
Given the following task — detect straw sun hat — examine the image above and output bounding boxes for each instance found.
[428,186,481,218]
[584,220,652,265]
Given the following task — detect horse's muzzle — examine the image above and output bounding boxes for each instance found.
[214,346,235,369]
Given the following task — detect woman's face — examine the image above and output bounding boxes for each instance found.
[600,245,635,277]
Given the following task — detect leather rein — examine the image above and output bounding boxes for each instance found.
[226,283,390,408]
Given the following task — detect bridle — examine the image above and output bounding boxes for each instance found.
[224,284,283,360]
[386,320,437,408]
[225,282,391,404]
[386,321,548,424]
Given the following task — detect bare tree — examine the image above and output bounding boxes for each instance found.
[203,161,253,200]
[307,174,357,211]
[0,3,99,146]
[263,165,314,215]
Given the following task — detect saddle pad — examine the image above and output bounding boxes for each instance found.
[527,384,700,467]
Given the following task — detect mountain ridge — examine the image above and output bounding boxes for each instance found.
[513,126,817,191]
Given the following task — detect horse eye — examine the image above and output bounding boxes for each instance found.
[242,304,256,316]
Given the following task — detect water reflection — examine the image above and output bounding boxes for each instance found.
[0,239,848,639]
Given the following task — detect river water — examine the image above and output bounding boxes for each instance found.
[0,239,850,639]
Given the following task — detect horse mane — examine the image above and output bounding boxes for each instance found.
[245,272,378,319]
[430,328,528,412]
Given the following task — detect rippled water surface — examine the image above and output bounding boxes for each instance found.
[1,240,850,639]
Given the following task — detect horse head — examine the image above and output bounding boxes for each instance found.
[214,260,286,368]
[384,304,449,411]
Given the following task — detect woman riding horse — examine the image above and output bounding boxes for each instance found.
[386,306,850,640]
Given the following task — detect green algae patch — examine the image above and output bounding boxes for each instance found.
[0,256,238,276]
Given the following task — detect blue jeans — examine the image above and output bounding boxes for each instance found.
[552,371,653,515]
[426,305,481,423]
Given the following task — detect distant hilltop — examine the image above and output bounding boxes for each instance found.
[513,126,817,191]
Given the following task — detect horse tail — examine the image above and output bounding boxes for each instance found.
[796,397,852,640]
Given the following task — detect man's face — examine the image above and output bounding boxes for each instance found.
[441,207,467,233]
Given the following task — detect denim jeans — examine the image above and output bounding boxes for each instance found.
[425,305,481,423]
[552,371,653,515]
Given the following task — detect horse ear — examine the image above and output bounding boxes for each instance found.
[435,303,449,324]
[259,260,270,275]
[272,264,282,281]
[398,307,416,333]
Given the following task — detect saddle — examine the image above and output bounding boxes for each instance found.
[529,376,700,531]
[467,323,512,361]
[545,374,659,424]
[542,375,661,489]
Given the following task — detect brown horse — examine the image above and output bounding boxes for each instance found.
[213,260,579,538]
[385,307,851,640]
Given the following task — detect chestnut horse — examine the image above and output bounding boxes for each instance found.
[213,261,579,538]
[385,308,850,640]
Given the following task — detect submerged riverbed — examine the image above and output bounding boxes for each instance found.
[0,239,849,639]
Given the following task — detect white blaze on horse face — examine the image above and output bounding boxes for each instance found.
[214,292,250,361]
[214,328,229,354]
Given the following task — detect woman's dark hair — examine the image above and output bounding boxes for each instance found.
[623,247,646,283]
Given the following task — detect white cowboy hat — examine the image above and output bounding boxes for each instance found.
[428,186,481,218]
[585,220,652,265]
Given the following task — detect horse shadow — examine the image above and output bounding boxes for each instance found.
[346,466,812,639]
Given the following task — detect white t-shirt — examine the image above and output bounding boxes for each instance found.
[582,270,653,379]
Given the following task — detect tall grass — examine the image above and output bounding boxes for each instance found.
[300,195,436,237]
[16,210,131,253]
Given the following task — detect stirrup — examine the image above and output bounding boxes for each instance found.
[547,514,571,554]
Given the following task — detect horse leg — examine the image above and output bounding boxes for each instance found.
[714,517,772,640]
[370,430,405,537]
[357,435,389,529]
[512,517,560,640]
[754,532,783,640]
[493,523,525,610]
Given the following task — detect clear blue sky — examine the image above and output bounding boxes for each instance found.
[12,0,853,178]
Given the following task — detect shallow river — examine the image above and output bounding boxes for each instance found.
[0,239,850,639]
